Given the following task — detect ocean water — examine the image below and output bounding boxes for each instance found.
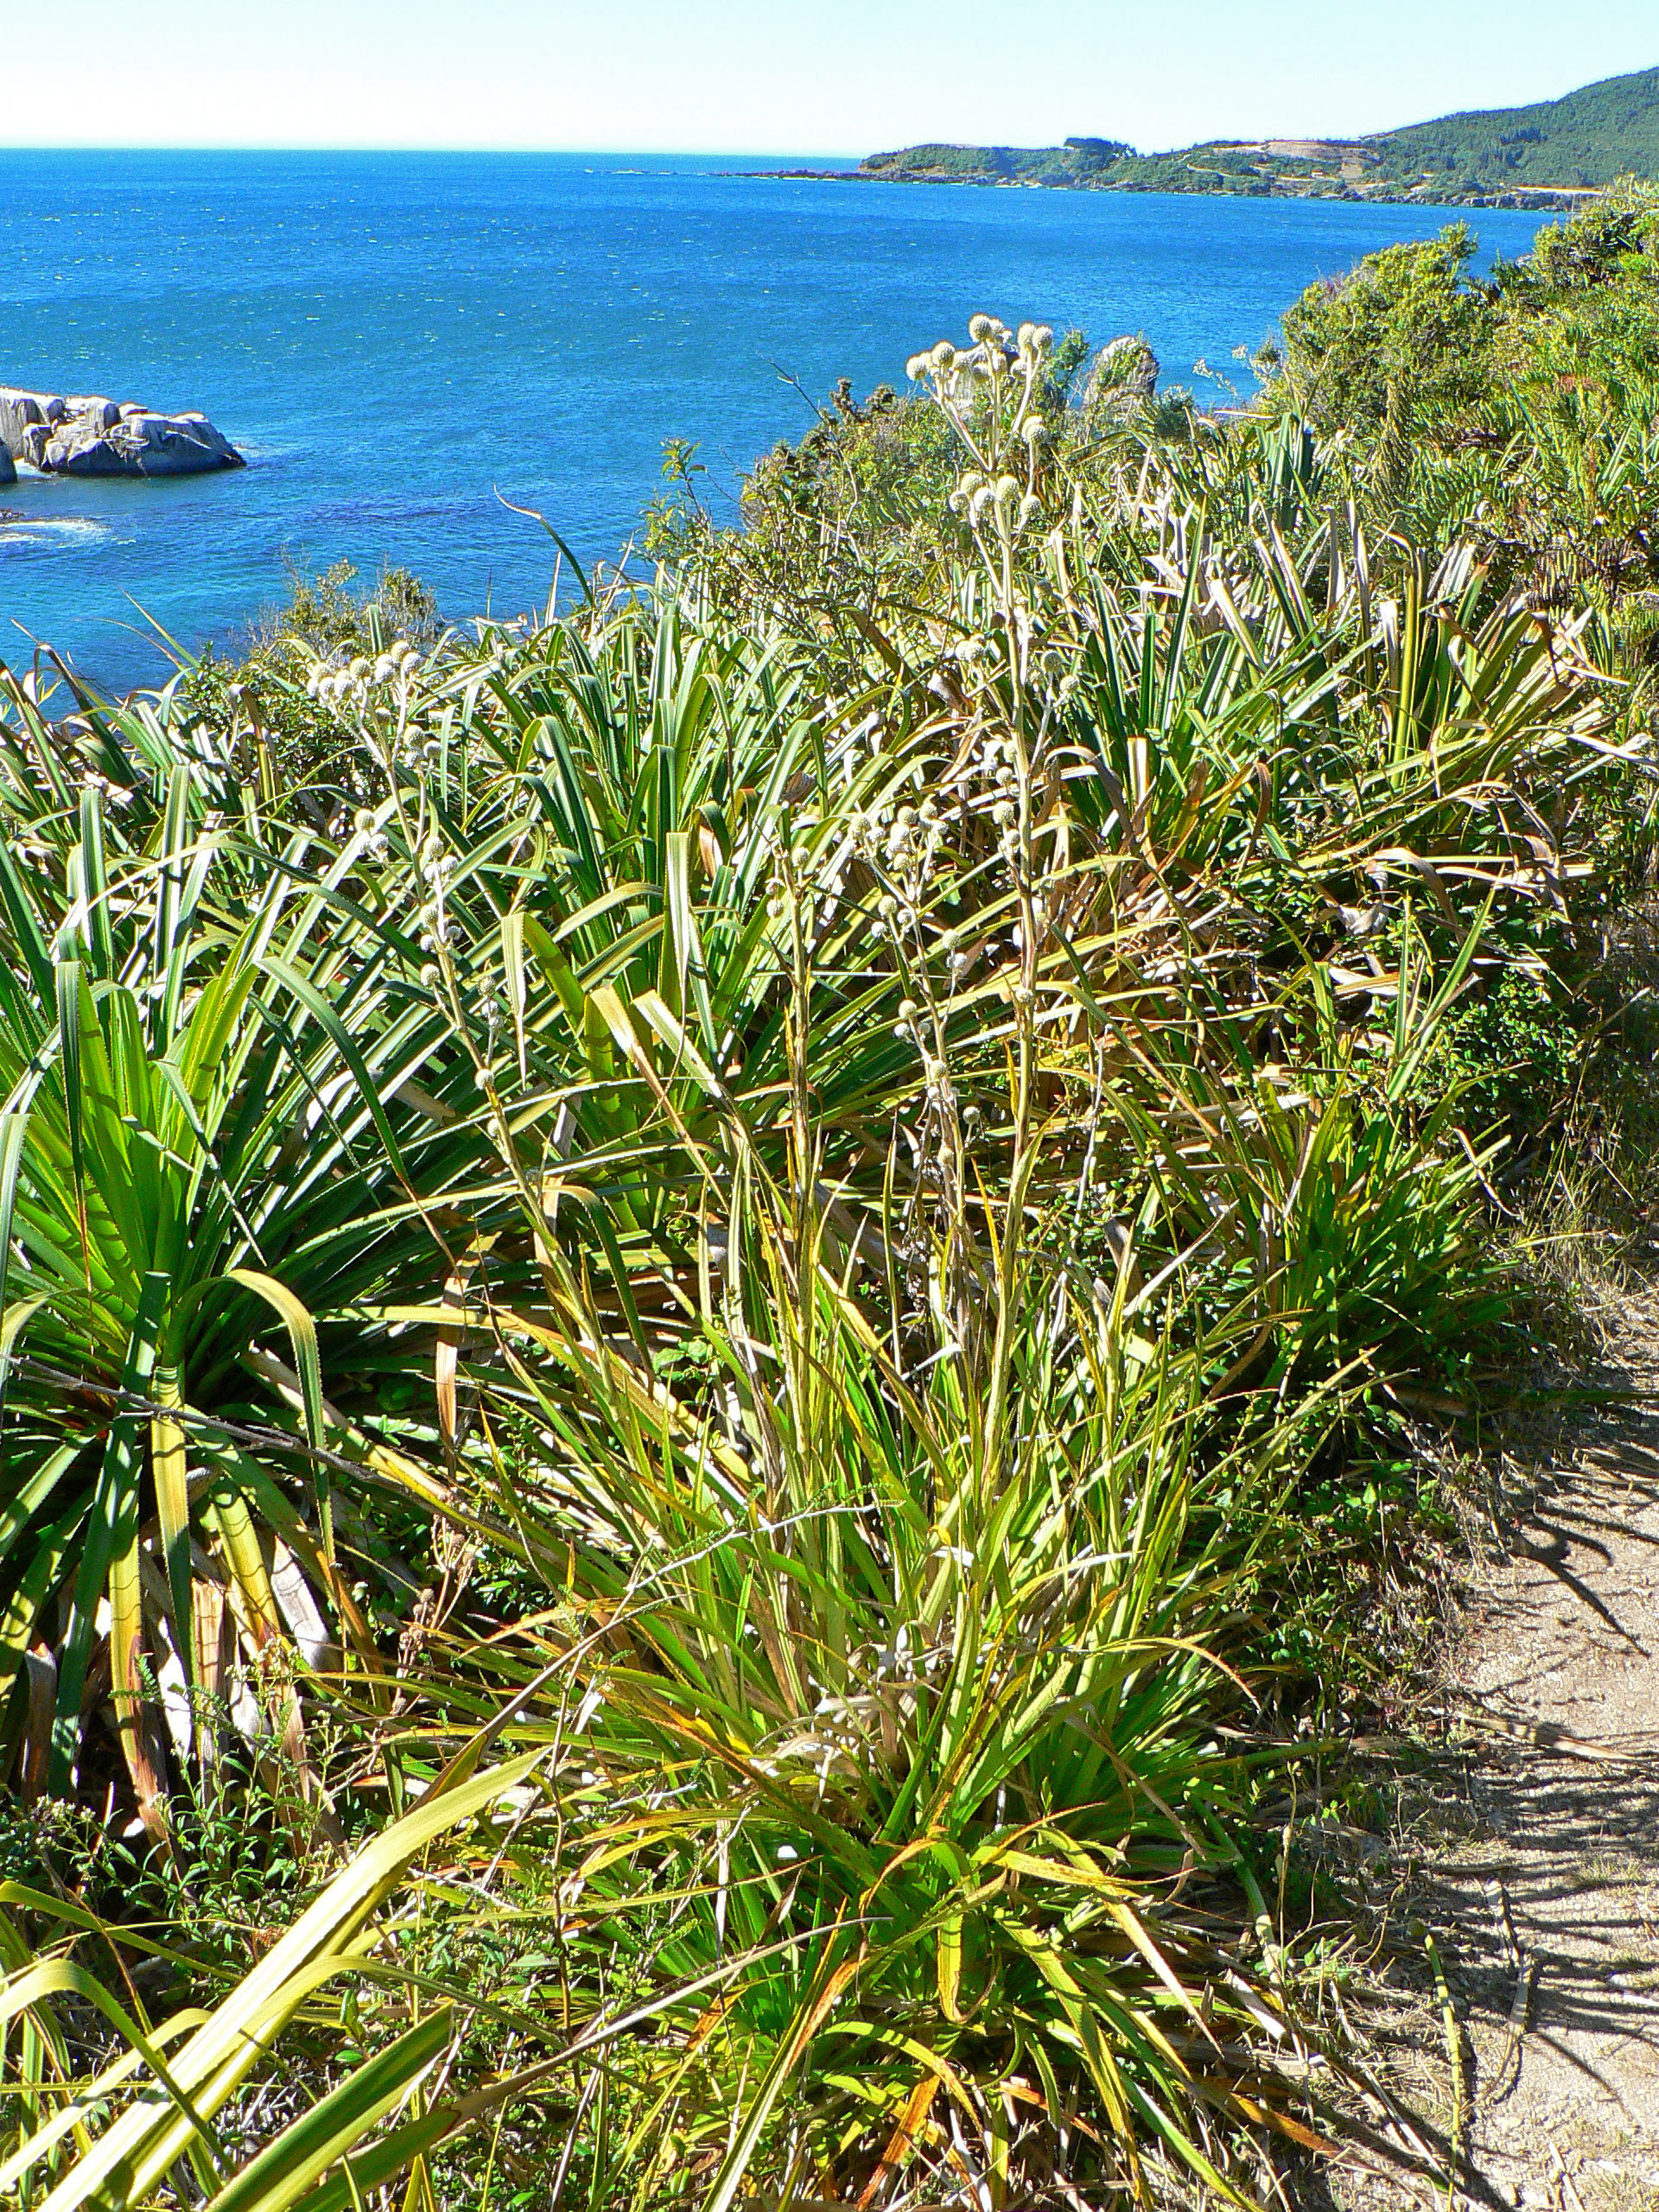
[0,152,1549,695]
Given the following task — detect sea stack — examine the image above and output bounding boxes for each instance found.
[0,386,244,476]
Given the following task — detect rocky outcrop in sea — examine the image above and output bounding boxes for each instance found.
[0,387,244,479]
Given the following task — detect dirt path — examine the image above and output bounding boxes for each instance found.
[1335,1288,1659,2209]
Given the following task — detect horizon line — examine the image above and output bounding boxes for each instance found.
[0,143,867,160]
[4,57,1657,168]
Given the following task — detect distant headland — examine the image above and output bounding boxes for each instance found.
[756,63,1659,211]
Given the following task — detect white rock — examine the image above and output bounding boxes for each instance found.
[43,407,244,477]
[0,386,48,458]
[124,410,245,474]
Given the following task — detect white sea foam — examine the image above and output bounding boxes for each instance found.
[0,515,116,552]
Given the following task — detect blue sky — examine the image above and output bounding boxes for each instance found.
[8,1,1656,154]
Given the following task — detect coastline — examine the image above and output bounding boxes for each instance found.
[2,155,1550,696]
[744,167,1600,215]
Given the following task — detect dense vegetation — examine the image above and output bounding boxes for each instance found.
[1,187,1656,2212]
[1370,63,1659,192]
[841,62,1659,204]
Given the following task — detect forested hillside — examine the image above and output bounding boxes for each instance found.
[1369,62,1659,188]
[838,62,1659,203]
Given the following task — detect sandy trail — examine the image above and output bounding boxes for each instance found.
[1333,1288,1659,2209]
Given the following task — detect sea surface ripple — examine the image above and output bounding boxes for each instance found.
[0,150,1548,693]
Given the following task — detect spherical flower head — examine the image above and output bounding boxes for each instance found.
[1016,321,1038,353]
[969,485,995,524]
[374,655,397,684]
[993,474,1020,512]
[931,340,957,371]
[1021,416,1050,448]
[1033,324,1055,354]
[1018,492,1042,526]
[968,314,995,343]
[350,657,371,681]
[957,470,985,501]
[905,352,931,383]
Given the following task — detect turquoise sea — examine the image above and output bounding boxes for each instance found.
[0,152,1549,694]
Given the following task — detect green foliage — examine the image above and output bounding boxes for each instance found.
[0,259,1649,2209]
[454,1190,1350,2204]
[0,1755,540,2212]
[1275,223,1489,429]
[0,665,485,1816]
[250,559,440,660]
[1264,183,1659,697]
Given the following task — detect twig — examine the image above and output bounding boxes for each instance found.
[1481,1878,1535,2106]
